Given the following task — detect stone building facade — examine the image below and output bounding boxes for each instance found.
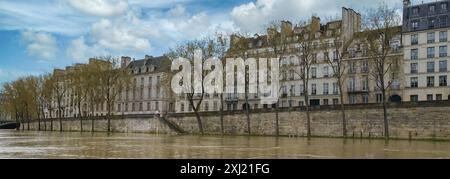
[402,0,450,102]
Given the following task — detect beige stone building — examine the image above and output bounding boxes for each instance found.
[117,55,175,115]
[402,0,450,101]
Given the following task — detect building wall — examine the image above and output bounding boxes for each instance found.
[403,28,450,101]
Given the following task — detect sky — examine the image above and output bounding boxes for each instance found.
[0,0,437,85]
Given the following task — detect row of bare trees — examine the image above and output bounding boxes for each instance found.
[0,57,131,133]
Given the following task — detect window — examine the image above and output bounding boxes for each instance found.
[427,76,435,87]
[376,94,383,103]
[410,95,419,102]
[180,103,184,112]
[442,3,448,11]
[411,34,418,45]
[147,102,151,111]
[411,49,418,60]
[429,18,436,28]
[439,45,447,57]
[362,76,369,91]
[132,103,135,112]
[311,67,317,78]
[348,77,356,92]
[361,60,369,73]
[410,63,418,74]
[204,102,209,111]
[348,62,357,73]
[290,85,295,96]
[333,83,338,95]
[439,75,447,86]
[147,87,152,99]
[323,83,329,95]
[411,77,419,88]
[427,47,435,58]
[298,101,304,107]
[437,94,443,100]
[349,95,356,104]
[333,99,339,105]
[323,99,329,106]
[440,31,447,42]
[117,104,121,112]
[440,16,448,27]
[427,94,433,101]
[125,103,128,112]
[427,62,435,72]
[312,53,317,64]
[430,5,436,14]
[412,21,419,29]
[324,52,329,61]
[189,103,193,111]
[427,32,435,43]
[439,60,447,72]
[155,101,159,111]
[412,8,419,16]
[362,95,369,104]
[139,102,143,111]
[311,84,317,95]
[300,85,304,96]
[213,101,218,111]
[323,66,329,77]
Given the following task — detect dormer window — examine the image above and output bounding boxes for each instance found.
[442,3,448,11]
[412,7,419,16]
[429,5,436,14]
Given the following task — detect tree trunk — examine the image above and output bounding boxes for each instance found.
[305,94,311,137]
[78,101,83,132]
[26,106,30,131]
[49,110,53,131]
[21,112,24,130]
[382,87,389,139]
[220,94,224,134]
[91,116,95,133]
[338,83,347,137]
[275,101,279,136]
[58,101,62,132]
[245,97,251,135]
[15,111,19,131]
[194,109,204,135]
[38,117,41,131]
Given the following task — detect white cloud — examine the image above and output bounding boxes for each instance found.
[230,0,405,33]
[21,31,58,60]
[68,0,128,17]
[168,4,186,17]
[230,0,338,33]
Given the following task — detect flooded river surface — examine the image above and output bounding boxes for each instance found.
[0,130,449,159]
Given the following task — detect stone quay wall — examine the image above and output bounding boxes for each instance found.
[25,102,450,140]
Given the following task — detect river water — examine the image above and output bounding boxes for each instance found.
[0,130,449,159]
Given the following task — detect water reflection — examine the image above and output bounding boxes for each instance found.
[0,130,449,159]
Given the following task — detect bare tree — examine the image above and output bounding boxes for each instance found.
[265,21,291,136]
[95,57,132,133]
[363,4,401,139]
[50,70,67,132]
[322,29,354,137]
[292,21,316,137]
[215,33,229,135]
[167,39,216,135]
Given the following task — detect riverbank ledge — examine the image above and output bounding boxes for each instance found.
[23,102,450,140]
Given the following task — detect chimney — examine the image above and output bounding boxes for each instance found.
[281,20,293,38]
[121,56,131,68]
[403,0,411,7]
[310,16,321,33]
